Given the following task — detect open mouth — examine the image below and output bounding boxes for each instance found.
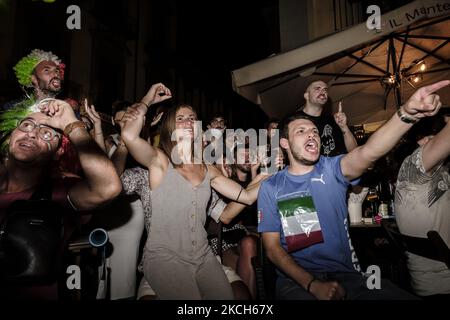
[304,139,318,154]
[50,78,61,88]
[17,140,38,150]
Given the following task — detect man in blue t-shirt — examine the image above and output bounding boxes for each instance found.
[258,80,449,300]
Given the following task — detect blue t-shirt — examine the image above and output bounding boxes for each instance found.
[257,155,361,276]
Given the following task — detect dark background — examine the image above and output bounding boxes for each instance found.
[0,0,281,129]
[0,0,414,128]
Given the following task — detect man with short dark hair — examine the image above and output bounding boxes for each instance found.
[297,80,357,156]
[258,80,449,300]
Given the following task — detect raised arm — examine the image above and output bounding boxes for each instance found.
[208,164,267,205]
[218,174,266,224]
[341,80,449,181]
[120,103,159,169]
[422,116,450,173]
[84,99,106,153]
[121,83,172,169]
[40,100,121,210]
[110,138,128,175]
[334,101,358,152]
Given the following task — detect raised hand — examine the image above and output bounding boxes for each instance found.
[150,111,164,127]
[334,101,348,129]
[402,80,450,120]
[38,99,78,130]
[84,99,102,130]
[141,83,172,108]
[120,103,147,141]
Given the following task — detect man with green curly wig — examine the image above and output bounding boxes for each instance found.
[0,49,66,152]
[13,48,65,103]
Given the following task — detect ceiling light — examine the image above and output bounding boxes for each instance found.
[419,62,426,71]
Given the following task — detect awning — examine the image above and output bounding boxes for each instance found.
[231,0,450,125]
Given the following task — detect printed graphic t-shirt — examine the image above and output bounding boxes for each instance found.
[297,110,347,157]
[395,146,450,296]
[257,155,360,276]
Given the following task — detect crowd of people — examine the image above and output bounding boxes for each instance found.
[0,49,449,300]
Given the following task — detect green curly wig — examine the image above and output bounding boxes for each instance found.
[0,98,37,152]
[13,49,61,87]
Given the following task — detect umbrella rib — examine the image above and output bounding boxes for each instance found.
[394,86,402,108]
[384,86,392,110]
[405,35,450,40]
[347,53,386,74]
[418,66,450,75]
[331,79,379,86]
[331,38,388,81]
[399,15,450,34]
[386,39,391,74]
[395,36,449,65]
[259,74,300,94]
[315,38,386,71]
[313,72,380,78]
[397,27,410,74]
[389,38,399,78]
[415,39,450,66]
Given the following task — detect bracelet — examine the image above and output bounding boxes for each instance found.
[64,121,87,137]
[307,278,317,293]
[397,108,419,124]
[236,186,244,202]
[139,101,149,109]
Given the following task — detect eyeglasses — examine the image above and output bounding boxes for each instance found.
[17,118,61,141]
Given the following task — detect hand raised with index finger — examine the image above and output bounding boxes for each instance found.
[403,80,449,118]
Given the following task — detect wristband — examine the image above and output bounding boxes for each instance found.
[236,186,244,202]
[64,121,87,136]
[139,101,149,109]
[397,108,418,124]
[307,278,317,293]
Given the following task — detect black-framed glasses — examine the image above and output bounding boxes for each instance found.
[17,118,61,141]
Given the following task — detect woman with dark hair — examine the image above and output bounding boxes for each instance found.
[120,84,266,299]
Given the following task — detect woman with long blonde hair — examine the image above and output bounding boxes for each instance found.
[120,84,266,299]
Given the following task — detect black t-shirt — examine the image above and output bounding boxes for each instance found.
[297,110,347,156]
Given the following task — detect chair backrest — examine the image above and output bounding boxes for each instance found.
[251,236,277,300]
[382,220,450,269]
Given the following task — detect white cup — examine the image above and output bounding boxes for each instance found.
[348,202,363,224]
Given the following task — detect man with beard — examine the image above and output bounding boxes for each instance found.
[0,99,121,299]
[2,49,64,113]
[297,81,358,156]
[257,80,449,300]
